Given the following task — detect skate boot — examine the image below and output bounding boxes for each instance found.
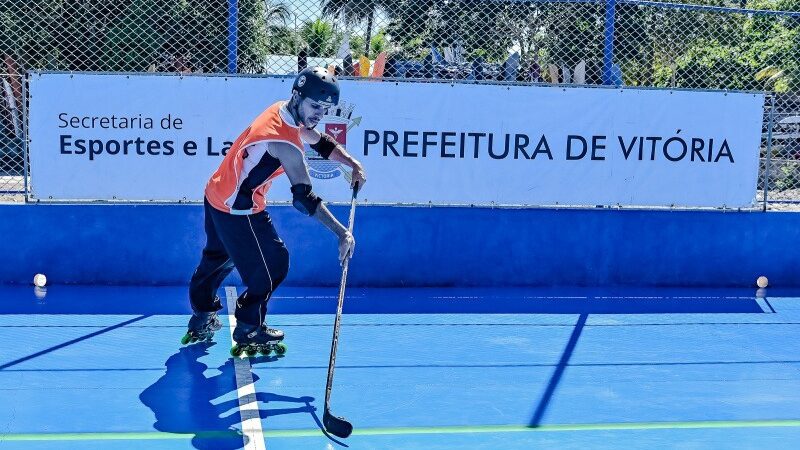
[230,321,287,357]
[180,311,222,345]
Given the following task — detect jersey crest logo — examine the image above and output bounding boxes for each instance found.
[306,101,361,182]
[327,125,345,140]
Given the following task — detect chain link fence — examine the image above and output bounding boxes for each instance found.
[2,0,799,206]
[0,67,23,199]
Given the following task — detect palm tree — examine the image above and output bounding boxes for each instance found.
[302,19,336,57]
[261,0,296,54]
[263,0,292,30]
[322,0,384,56]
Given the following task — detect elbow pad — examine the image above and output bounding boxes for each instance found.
[309,133,337,159]
[291,183,322,216]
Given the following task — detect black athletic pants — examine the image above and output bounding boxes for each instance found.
[189,198,290,326]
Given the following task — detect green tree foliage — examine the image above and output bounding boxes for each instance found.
[614,0,800,91]
[322,0,387,55]
[0,0,293,73]
[349,27,388,58]
[301,19,336,57]
[383,0,434,59]
[414,0,513,62]
[495,2,602,68]
[102,1,163,72]
[2,0,800,92]
[370,29,388,56]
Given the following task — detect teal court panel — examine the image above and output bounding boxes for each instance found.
[1,286,800,449]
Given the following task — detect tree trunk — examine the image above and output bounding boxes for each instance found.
[364,11,373,56]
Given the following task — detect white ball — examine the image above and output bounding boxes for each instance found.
[757,276,769,289]
[33,273,47,288]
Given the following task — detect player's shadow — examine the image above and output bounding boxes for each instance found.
[140,342,316,449]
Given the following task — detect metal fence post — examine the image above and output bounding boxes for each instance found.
[602,0,617,85]
[22,72,28,201]
[227,0,238,74]
[762,94,775,212]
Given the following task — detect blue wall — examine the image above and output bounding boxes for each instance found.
[1,204,799,287]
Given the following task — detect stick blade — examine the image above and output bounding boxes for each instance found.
[323,410,353,438]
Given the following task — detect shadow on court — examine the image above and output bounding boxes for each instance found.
[528,294,769,427]
[139,342,317,449]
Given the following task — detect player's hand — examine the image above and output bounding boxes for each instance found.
[338,231,355,265]
[351,163,366,192]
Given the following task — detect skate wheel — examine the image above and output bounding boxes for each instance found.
[180,333,191,345]
[275,343,287,355]
[245,348,258,357]
[231,345,242,357]
[259,347,272,356]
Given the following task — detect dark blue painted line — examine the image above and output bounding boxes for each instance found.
[270,298,766,315]
[531,313,588,427]
[250,360,800,370]
[5,321,800,329]
[4,359,800,373]
[267,322,800,328]
[763,298,777,313]
[0,287,768,315]
[0,325,184,328]
[0,368,166,372]
[0,315,151,370]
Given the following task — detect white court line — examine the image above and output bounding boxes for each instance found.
[225,286,267,450]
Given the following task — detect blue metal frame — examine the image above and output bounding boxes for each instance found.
[227,0,238,74]
[485,0,800,15]
[620,0,800,18]
[602,0,617,86]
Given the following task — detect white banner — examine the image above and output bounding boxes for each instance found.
[29,73,764,207]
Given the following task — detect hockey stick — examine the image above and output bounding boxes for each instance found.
[323,182,359,438]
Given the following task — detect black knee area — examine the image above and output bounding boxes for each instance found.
[272,245,290,287]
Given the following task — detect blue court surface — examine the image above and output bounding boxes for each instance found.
[2,285,800,449]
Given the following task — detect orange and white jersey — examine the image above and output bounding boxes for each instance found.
[205,101,304,215]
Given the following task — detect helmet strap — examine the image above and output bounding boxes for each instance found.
[288,92,308,128]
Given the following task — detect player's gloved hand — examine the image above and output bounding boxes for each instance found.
[338,231,355,265]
